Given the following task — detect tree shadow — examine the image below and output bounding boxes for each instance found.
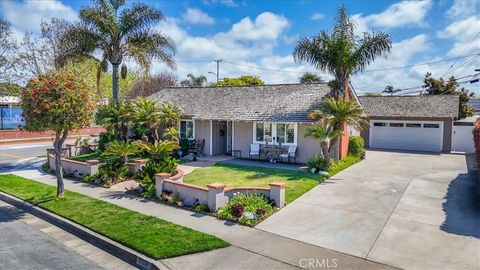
[440,155,480,238]
[0,205,26,223]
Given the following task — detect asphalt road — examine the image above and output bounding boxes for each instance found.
[0,141,56,163]
[0,202,103,270]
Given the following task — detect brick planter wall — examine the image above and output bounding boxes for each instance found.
[155,170,286,212]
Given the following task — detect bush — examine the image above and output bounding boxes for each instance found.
[194,204,210,213]
[98,131,115,152]
[328,155,360,176]
[474,119,480,168]
[82,161,130,187]
[348,135,365,158]
[216,193,274,226]
[306,155,326,171]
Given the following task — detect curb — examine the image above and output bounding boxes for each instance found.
[0,192,168,270]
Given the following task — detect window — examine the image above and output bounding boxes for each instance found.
[276,123,295,144]
[406,123,421,128]
[423,123,440,128]
[373,122,386,127]
[179,120,194,139]
[254,122,296,145]
[389,123,404,127]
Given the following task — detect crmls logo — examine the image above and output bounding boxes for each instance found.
[299,258,338,269]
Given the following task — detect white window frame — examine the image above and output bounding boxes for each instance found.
[253,122,298,146]
[179,119,195,140]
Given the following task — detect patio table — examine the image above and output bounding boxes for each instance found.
[262,146,284,163]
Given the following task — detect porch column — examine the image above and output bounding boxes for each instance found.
[231,121,235,156]
[209,120,213,156]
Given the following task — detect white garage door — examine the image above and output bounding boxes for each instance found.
[370,120,443,152]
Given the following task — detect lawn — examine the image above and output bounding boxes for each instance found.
[0,174,228,259]
[183,164,326,203]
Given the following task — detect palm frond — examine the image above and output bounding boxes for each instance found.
[351,31,392,74]
[120,3,163,36]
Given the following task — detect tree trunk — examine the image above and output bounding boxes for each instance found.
[320,142,331,169]
[112,63,120,103]
[54,131,68,197]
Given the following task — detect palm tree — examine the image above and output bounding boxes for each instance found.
[61,0,176,102]
[134,140,179,162]
[309,97,369,158]
[159,103,181,140]
[102,140,139,165]
[95,101,132,140]
[304,125,341,167]
[181,74,207,87]
[299,72,324,84]
[132,97,162,140]
[382,85,401,96]
[293,5,391,99]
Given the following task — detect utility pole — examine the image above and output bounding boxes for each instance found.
[214,59,222,83]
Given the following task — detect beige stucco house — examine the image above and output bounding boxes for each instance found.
[150,83,331,163]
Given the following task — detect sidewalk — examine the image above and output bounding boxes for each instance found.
[5,165,397,270]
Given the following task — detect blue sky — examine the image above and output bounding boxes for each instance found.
[1,0,479,94]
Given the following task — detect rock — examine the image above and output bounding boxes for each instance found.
[319,171,329,176]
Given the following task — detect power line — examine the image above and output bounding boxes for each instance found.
[441,32,480,77]
[455,56,480,78]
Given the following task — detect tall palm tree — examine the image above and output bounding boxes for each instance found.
[309,97,369,157]
[293,5,391,98]
[61,0,176,102]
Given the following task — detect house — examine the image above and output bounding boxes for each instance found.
[150,83,333,163]
[358,95,459,152]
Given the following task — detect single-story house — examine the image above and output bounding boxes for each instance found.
[358,95,459,152]
[150,83,334,163]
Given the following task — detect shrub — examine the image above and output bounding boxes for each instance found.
[98,131,115,152]
[231,204,244,218]
[83,161,130,187]
[216,193,275,226]
[474,119,480,168]
[348,135,365,158]
[306,155,326,171]
[102,140,139,165]
[194,204,210,213]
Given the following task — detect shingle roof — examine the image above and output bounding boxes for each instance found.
[149,83,330,122]
[359,95,459,118]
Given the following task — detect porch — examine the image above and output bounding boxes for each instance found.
[180,119,321,164]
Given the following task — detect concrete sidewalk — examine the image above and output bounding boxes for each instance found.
[4,166,396,270]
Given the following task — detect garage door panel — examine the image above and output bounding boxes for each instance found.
[370,121,442,152]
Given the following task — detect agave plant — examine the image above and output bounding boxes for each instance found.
[102,140,139,165]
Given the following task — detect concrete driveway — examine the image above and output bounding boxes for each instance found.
[257,150,480,270]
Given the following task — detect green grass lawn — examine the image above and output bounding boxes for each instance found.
[183,164,325,203]
[0,174,228,259]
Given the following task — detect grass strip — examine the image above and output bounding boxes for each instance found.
[0,174,229,259]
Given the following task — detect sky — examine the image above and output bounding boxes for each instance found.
[1,0,479,95]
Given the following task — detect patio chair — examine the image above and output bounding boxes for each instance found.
[280,146,297,163]
[189,139,205,156]
[249,144,260,159]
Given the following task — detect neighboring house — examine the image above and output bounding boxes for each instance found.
[150,83,332,163]
[359,95,459,152]
[468,98,480,115]
[0,94,23,130]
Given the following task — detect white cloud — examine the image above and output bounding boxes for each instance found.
[0,0,77,33]
[182,8,215,25]
[353,34,433,93]
[437,16,480,56]
[152,12,315,84]
[353,0,432,32]
[310,13,325,21]
[446,0,479,19]
[203,0,238,7]
[227,12,289,41]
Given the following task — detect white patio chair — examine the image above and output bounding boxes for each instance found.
[249,144,260,159]
[280,146,297,163]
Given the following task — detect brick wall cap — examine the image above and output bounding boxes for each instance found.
[269,182,286,188]
[207,182,225,189]
[85,159,100,165]
[134,159,148,164]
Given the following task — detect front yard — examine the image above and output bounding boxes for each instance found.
[0,174,229,259]
[183,163,326,203]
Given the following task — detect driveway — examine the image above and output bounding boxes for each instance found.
[257,150,480,270]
